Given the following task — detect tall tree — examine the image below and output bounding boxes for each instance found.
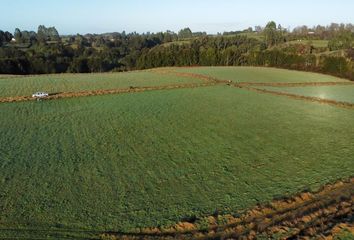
[263,21,283,47]
[14,28,22,42]
[0,31,13,45]
[37,25,60,43]
[178,28,193,39]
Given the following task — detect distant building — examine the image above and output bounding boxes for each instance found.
[308,32,315,35]
[11,38,16,42]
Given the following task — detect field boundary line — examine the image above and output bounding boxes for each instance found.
[0,82,217,104]
[155,68,354,87]
[237,81,354,87]
[236,84,354,109]
[150,68,230,84]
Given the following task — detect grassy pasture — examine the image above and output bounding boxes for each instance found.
[0,84,354,238]
[286,40,329,48]
[235,32,264,40]
[0,71,201,98]
[175,67,347,83]
[256,85,354,104]
[161,40,191,47]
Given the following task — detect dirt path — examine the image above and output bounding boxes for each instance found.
[0,82,216,104]
[153,68,354,87]
[238,85,354,109]
[237,81,354,87]
[150,68,230,84]
[101,178,354,240]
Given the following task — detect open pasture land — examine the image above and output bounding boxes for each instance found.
[1,78,354,238]
[175,66,347,83]
[286,40,329,48]
[0,67,353,238]
[235,32,264,41]
[161,40,191,47]
[0,71,202,98]
[255,85,354,104]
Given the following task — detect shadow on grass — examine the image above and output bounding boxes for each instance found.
[48,92,63,96]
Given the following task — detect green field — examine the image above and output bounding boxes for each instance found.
[161,40,191,47]
[286,40,329,48]
[175,66,347,83]
[0,71,201,98]
[235,32,264,40]
[257,85,354,104]
[0,67,353,238]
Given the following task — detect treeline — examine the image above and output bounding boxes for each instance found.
[137,38,354,80]
[0,23,353,80]
[137,22,354,80]
[137,36,261,68]
[290,23,354,40]
[0,26,178,74]
[248,50,354,80]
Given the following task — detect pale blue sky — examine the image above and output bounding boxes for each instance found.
[1,0,353,34]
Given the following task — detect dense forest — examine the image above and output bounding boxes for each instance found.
[0,22,353,80]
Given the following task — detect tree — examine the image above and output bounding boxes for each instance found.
[263,21,277,47]
[178,28,193,39]
[37,25,47,42]
[23,31,37,44]
[37,25,60,43]
[263,21,283,47]
[255,26,263,33]
[0,31,4,46]
[322,56,349,76]
[68,57,89,73]
[0,31,13,46]
[14,28,22,42]
[292,25,308,37]
[48,27,60,41]
[328,31,354,51]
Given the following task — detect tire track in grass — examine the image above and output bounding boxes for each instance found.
[237,81,354,87]
[150,68,230,84]
[0,166,352,240]
[100,178,354,240]
[236,85,354,109]
[0,82,217,104]
[155,68,354,87]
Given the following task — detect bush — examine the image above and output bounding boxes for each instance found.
[321,56,349,76]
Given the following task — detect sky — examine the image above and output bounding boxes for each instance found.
[1,0,354,35]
